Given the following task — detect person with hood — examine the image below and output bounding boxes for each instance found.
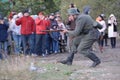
[0,14,9,59]
[108,14,117,48]
[58,6,101,67]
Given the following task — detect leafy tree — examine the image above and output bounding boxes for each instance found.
[0,0,61,16]
[0,0,120,31]
[11,0,60,15]
[60,0,120,31]
[0,1,11,16]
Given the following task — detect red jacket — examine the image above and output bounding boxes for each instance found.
[35,18,50,34]
[16,16,35,35]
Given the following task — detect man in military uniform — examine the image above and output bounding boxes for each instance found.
[58,6,101,67]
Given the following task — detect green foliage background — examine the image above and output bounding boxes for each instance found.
[60,0,120,31]
[0,0,120,31]
[60,0,120,19]
[0,0,61,15]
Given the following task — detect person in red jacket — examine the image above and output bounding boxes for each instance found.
[16,9,35,55]
[35,12,50,56]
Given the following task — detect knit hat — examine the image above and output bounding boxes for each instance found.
[99,15,104,20]
[23,9,29,14]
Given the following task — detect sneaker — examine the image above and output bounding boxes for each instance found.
[26,55,30,58]
[54,51,57,54]
[31,54,38,57]
[42,54,45,57]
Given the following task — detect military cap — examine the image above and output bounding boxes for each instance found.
[68,8,80,15]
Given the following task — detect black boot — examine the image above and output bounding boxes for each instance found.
[87,53,101,67]
[58,52,75,65]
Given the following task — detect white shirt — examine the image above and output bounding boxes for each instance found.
[98,20,106,33]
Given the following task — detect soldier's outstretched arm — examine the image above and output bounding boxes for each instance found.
[67,17,86,37]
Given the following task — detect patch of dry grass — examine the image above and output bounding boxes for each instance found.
[0,55,76,80]
[0,55,33,80]
[1,54,119,80]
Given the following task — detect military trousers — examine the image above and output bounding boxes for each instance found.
[71,35,97,56]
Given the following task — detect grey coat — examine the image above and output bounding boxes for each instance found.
[67,13,100,56]
[67,13,100,40]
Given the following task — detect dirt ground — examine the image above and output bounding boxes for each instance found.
[39,38,120,80]
[0,38,120,80]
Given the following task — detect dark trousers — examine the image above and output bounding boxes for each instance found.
[98,37,104,47]
[46,34,53,54]
[31,34,36,54]
[35,34,46,55]
[110,37,116,48]
[21,34,34,55]
[98,33,104,47]
[104,33,108,46]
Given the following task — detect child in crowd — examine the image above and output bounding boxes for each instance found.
[51,24,60,53]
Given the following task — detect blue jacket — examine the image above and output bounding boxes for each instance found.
[0,21,9,42]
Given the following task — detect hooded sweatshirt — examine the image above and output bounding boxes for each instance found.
[83,6,91,15]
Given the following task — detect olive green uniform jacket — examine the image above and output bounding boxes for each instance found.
[67,13,100,56]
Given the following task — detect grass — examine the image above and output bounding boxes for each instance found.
[0,54,118,80]
[0,55,77,80]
